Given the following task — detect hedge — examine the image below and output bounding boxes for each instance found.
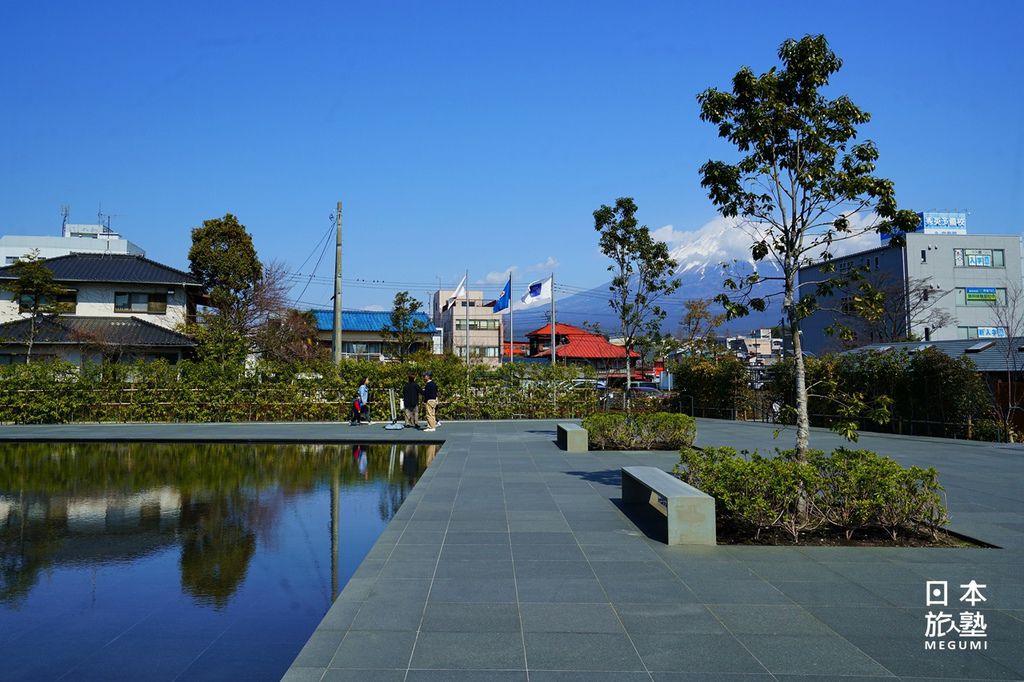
[582,412,696,450]
[675,446,948,542]
[0,356,599,424]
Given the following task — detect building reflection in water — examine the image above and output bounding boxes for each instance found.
[0,442,437,608]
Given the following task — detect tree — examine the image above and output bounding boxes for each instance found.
[255,309,327,365]
[594,197,680,401]
[697,34,919,463]
[0,251,68,363]
[188,213,262,323]
[824,273,953,349]
[187,215,290,362]
[676,298,726,355]
[382,291,429,361]
[987,281,1024,441]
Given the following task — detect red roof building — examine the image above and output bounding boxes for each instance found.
[525,323,639,374]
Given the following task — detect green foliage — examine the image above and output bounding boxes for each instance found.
[668,353,751,418]
[675,446,948,543]
[0,250,69,362]
[0,355,600,424]
[768,349,992,438]
[582,412,696,450]
[593,197,680,398]
[188,213,262,312]
[383,291,429,360]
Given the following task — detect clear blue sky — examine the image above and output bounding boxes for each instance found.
[2,1,1022,311]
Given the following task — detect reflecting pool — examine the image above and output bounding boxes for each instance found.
[0,441,436,681]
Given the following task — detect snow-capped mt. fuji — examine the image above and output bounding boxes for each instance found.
[509,215,880,339]
[512,218,784,337]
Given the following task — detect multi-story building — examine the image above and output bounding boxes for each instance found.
[0,220,145,265]
[431,288,503,366]
[798,212,1023,353]
[0,253,201,364]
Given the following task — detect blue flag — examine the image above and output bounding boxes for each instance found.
[492,276,512,312]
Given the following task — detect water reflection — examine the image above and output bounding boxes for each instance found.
[0,442,436,680]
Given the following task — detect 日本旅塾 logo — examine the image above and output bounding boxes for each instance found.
[924,580,989,650]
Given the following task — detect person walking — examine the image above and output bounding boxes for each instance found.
[422,372,438,432]
[402,373,421,428]
[358,377,371,425]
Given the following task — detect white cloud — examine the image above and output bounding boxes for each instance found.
[483,265,518,285]
[363,304,388,312]
[528,256,559,272]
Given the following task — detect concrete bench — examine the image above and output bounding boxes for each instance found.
[621,466,716,545]
[556,422,588,452]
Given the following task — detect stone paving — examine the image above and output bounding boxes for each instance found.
[3,419,1022,680]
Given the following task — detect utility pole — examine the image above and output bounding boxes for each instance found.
[333,201,343,364]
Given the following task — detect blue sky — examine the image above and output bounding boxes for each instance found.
[2,1,1022,311]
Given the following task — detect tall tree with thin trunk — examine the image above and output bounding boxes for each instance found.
[594,197,680,403]
[697,34,918,465]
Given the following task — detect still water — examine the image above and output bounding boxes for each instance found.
[0,441,436,681]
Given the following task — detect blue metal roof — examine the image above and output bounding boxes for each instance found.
[311,309,437,334]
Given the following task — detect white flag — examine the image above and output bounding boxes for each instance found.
[444,274,467,311]
[519,276,552,308]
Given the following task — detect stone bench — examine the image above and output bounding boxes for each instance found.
[556,422,588,452]
[621,466,716,545]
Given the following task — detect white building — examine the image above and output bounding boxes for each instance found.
[0,221,145,265]
[0,253,201,364]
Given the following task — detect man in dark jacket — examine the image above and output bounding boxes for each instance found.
[422,371,439,431]
[402,373,421,428]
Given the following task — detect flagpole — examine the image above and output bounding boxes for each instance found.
[550,271,556,366]
[509,273,514,366]
[465,268,470,367]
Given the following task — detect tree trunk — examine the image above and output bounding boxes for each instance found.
[791,312,810,461]
[26,314,36,364]
[625,349,632,413]
[785,269,810,522]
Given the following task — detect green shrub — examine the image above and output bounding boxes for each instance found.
[583,412,696,450]
[675,445,947,543]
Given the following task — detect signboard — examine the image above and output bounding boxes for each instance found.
[881,211,968,242]
[978,327,1007,338]
[965,287,997,303]
[919,212,967,236]
[965,249,992,267]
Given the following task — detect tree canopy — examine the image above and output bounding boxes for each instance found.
[383,291,429,360]
[697,34,918,461]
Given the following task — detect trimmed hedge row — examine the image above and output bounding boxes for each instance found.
[582,412,696,450]
[0,357,598,424]
[675,446,948,543]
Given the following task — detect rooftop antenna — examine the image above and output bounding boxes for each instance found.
[60,205,69,235]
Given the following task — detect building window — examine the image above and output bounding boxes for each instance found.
[955,287,1007,306]
[5,256,19,264]
[921,249,927,263]
[341,342,381,355]
[959,326,1007,339]
[953,248,1005,268]
[114,292,167,314]
[455,319,500,330]
[19,292,77,314]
